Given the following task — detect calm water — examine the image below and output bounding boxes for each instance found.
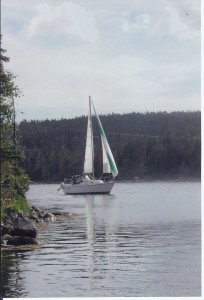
[2,182,201,297]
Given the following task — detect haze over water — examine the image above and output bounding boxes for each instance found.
[2,181,201,297]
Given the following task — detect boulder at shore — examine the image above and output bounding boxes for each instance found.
[13,216,37,238]
[7,235,38,246]
[2,207,70,249]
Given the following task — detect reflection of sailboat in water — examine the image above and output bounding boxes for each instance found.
[61,97,118,194]
[85,194,117,287]
[85,196,95,256]
[85,196,106,285]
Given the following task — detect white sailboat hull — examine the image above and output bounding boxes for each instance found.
[61,180,115,194]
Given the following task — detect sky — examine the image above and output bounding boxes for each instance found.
[1,0,201,121]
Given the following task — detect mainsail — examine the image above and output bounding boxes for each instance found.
[83,99,94,175]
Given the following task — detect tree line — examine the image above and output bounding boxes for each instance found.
[19,110,201,182]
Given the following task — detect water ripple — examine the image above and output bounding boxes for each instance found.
[2,182,201,297]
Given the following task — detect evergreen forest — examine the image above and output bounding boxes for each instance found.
[1,42,30,217]
[19,110,201,182]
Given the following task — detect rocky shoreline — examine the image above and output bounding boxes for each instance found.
[1,205,70,251]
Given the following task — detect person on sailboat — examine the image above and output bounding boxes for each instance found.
[71,176,75,185]
[71,175,82,184]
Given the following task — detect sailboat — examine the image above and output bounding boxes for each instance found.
[61,96,118,194]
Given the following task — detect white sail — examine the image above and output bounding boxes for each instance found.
[91,99,118,178]
[102,137,111,173]
[83,98,94,175]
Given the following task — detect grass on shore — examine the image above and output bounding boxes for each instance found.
[1,195,30,220]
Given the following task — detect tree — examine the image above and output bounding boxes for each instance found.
[0,39,29,216]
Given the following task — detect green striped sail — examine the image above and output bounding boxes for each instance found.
[91,99,118,178]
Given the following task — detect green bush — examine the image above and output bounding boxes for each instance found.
[1,41,30,220]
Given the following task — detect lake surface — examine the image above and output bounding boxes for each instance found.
[2,181,201,297]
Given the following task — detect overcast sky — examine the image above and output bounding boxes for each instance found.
[2,0,201,121]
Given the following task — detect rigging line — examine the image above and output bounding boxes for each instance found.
[106,132,201,140]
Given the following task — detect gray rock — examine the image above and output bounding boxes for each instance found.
[7,236,38,246]
[1,237,8,246]
[38,211,45,218]
[13,216,37,238]
[43,212,56,221]
[9,211,18,220]
[35,219,44,223]
[1,224,14,235]
[2,234,12,241]
[52,211,64,216]
[29,210,38,220]
[31,205,42,215]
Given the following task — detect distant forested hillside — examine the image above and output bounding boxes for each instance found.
[19,111,201,182]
